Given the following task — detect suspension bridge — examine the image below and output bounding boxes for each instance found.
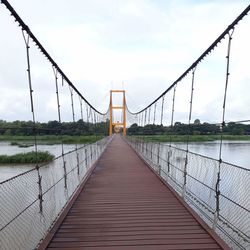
[0,1,249,249]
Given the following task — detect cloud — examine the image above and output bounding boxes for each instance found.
[0,0,249,124]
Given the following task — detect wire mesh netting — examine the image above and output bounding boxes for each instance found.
[0,136,111,250]
[126,137,250,250]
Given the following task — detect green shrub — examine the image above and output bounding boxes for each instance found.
[0,151,54,164]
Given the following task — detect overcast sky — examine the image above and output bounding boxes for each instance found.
[0,0,249,124]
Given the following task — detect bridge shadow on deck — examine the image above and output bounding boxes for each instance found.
[46,135,225,250]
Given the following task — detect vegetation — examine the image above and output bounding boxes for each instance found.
[135,134,250,142]
[127,121,250,136]
[1,119,250,144]
[0,119,107,144]
[0,135,104,145]
[10,142,34,147]
[0,120,105,164]
[0,151,54,164]
[0,119,109,136]
[127,120,250,142]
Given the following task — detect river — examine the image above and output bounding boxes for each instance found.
[0,140,249,183]
[171,140,250,170]
[0,142,78,182]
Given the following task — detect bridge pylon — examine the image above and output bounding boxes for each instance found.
[109,90,126,136]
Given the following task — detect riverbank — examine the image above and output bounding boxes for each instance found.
[0,135,104,145]
[133,134,250,142]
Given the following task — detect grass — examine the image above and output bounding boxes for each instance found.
[0,135,104,145]
[0,151,55,164]
[133,134,250,142]
[10,142,34,147]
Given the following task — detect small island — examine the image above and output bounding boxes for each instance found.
[0,151,54,164]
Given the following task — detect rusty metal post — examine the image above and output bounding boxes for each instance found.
[85,148,88,168]
[123,91,126,136]
[109,91,113,136]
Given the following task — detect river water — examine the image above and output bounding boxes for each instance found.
[0,142,78,182]
[171,140,250,170]
[0,140,249,183]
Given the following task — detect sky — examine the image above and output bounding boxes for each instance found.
[0,0,249,124]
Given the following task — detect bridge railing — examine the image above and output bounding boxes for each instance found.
[0,136,112,250]
[126,136,250,249]
[0,1,112,248]
[125,4,250,250]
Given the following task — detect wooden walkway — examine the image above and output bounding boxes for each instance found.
[45,135,227,250]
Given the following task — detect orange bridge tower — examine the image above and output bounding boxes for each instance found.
[109,90,126,136]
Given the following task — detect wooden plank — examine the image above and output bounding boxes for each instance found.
[48,239,222,247]
[57,225,205,233]
[48,247,221,250]
[47,245,222,250]
[53,229,209,237]
[52,234,213,242]
[44,135,229,250]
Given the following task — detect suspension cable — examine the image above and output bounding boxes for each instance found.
[125,4,250,115]
[183,67,196,197]
[1,0,109,115]
[144,109,147,126]
[160,96,165,126]
[214,29,234,229]
[68,85,80,175]
[148,106,151,124]
[22,30,43,213]
[187,68,196,151]
[153,102,157,125]
[79,97,84,121]
[52,66,63,147]
[170,85,177,146]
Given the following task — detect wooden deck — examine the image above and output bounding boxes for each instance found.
[45,135,227,250]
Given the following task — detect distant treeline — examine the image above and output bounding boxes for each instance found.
[0,119,109,136]
[1,119,249,136]
[127,120,250,135]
